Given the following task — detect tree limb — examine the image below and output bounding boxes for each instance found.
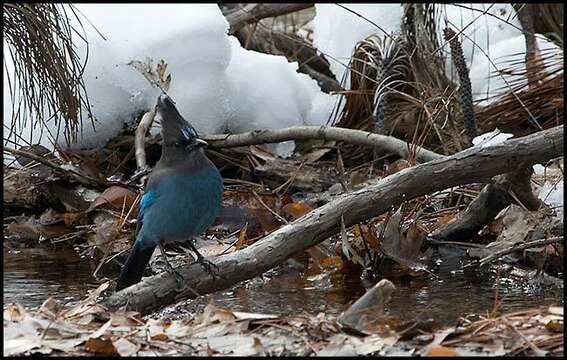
[430,167,543,242]
[104,125,563,314]
[204,126,445,163]
[224,3,313,34]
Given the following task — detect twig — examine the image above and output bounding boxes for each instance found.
[252,191,288,225]
[3,145,103,187]
[472,237,563,267]
[135,108,156,171]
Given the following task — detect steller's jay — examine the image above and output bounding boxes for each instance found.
[115,95,223,291]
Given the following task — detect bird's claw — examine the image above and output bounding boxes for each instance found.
[196,256,223,280]
[165,266,184,287]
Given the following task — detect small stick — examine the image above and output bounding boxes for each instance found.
[3,146,103,187]
[470,237,563,267]
[135,108,156,171]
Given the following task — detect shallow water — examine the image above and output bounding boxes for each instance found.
[3,244,563,327]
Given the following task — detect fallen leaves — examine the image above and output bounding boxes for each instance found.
[87,186,140,216]
[4,291,563,357]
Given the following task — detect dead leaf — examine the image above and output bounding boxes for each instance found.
[199,303,236,326]
[235,226,247,250]
[39,297,61,317]
[282,202,313,220]
[84,337,116,355]
[320,256,344,269]
[87,186,139,215]
[63,212,84,226]
[128,58,172,90]
[359,224,381,251]
[545,320,563,333]
[338,279,396,334]
[151,333,169,341]
[426,346,459,356]
[378,207,430,276]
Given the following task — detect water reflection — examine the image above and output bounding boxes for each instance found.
[3,246,94,309]
[3,245,562,328]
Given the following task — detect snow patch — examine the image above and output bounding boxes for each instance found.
[3,4,338,157]
[472,128,514,148]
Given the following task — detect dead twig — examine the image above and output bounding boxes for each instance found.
[472,237,563,267]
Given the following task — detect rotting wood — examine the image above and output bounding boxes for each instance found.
[103,125,563,314]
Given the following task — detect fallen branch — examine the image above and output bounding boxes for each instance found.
[223,3,313,34]
[430,167,543,242]
[204,126,444,163]
[104,125,563,314]
[474,236,563,267]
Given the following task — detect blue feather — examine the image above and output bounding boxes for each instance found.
[139,191,157,219]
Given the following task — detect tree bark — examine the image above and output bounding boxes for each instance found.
[104,125,563,315]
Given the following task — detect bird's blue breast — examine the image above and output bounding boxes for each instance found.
[136,166,222,249]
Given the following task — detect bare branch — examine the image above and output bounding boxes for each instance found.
[204,126,444,163]
[224,3,313,34]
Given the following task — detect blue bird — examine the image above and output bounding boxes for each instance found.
[115,95,223,291]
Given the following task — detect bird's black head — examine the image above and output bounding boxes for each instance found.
[156,95,207,153]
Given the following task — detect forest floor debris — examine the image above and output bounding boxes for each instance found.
[4,284,563,356]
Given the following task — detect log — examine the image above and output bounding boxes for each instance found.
[103,125,563,314]
[204,126,445,163]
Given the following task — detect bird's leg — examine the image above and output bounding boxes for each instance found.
[158,243,202,297]
[158,243,184,286]
[187,241,222,280]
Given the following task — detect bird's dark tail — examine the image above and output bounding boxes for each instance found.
[115,241,156,291]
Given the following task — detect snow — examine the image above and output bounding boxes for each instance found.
[311,4,563,103]
[312,4,404,86]
[471,128,514,148]
[3,4,337,157]
[538,180,564,222]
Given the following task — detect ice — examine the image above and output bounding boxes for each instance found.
[3,4,338,158]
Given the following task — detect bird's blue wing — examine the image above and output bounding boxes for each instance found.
[136,190,157,235]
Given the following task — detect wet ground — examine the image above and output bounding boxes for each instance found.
[3,244,563,328]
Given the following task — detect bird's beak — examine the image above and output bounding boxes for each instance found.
[195,138,208,147]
